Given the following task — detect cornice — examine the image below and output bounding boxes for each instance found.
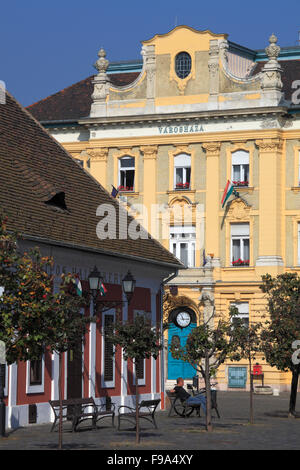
[78,106,288,127]
[62,129,289,152]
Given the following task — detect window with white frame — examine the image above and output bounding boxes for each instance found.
[102,312,115,388]
[174,154,191,190]
[170,226,196,267]
[119,156,135,191]
[230,302,249,328]
[232,150,249,187]
[26,356,44,394]
[231,223,250,266]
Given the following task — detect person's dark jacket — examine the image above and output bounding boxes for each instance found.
[174,385,190,401]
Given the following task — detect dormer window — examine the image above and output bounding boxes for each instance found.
[44,192,69,213]
[175,52,191,79]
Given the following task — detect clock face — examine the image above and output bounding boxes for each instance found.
[176,311,191,328]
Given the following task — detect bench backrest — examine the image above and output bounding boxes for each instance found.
[139,399,160,412]
[49,397,95,408]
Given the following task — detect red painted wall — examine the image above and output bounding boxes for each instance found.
[16,349,52,405]
[13,281,163,406]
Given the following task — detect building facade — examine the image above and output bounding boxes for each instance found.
[1,91,181,429]
[28,26,300,391]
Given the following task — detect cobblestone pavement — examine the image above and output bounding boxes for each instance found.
[0,392,299,450]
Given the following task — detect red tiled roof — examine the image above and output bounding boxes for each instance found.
[0,91,182,269]
[27,73,140,122]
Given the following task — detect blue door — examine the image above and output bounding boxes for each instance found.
[228,367,247,388]
[168,323,196,380]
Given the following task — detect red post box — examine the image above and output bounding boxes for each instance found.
[253,364,262,375]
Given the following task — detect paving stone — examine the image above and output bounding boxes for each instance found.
[0,392,299,450]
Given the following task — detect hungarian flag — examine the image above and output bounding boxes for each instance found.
[221,180,234,208]
[99,281,107,296]
[73,276,82,297]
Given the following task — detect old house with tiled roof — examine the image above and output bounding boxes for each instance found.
[0,90,182,429]
[27,25,300,393]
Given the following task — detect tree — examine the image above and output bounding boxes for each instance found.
[108,315,162,444]
[229,307,263,424]
[0,213,89,447]
[260,272,300,417]
[170,315,237,432]
[40,273,89,449]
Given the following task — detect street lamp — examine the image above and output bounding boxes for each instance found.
[88,267,136,307]
[88,266,103,302]
[122,271,136,304]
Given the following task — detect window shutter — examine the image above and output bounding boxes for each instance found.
[174,153,191,167]
[136,357,144,380]
[232,150,249,165]
[104,315,114,383]
[231,223,249,236]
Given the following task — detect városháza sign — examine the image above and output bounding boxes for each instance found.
[158,123,204,134]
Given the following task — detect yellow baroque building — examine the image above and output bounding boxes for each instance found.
[28,26,300,391]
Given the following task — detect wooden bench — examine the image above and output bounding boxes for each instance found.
[49,397,115,432]
[167,389,220,418]
[117,399,160,430]
[166,390,177,417]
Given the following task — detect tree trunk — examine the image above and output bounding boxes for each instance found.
[289,365,299,418]
[249,355,254,424]
[204,351,212,432]
[135,360,140,444]
[58,352,63,450]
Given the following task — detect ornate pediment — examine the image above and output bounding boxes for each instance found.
[227,198,251,221]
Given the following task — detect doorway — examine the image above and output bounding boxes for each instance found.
[67,344,83,399]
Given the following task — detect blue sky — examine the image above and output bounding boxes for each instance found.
[1,0,300,106]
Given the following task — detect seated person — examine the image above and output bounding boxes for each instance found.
[171,377,206,414]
